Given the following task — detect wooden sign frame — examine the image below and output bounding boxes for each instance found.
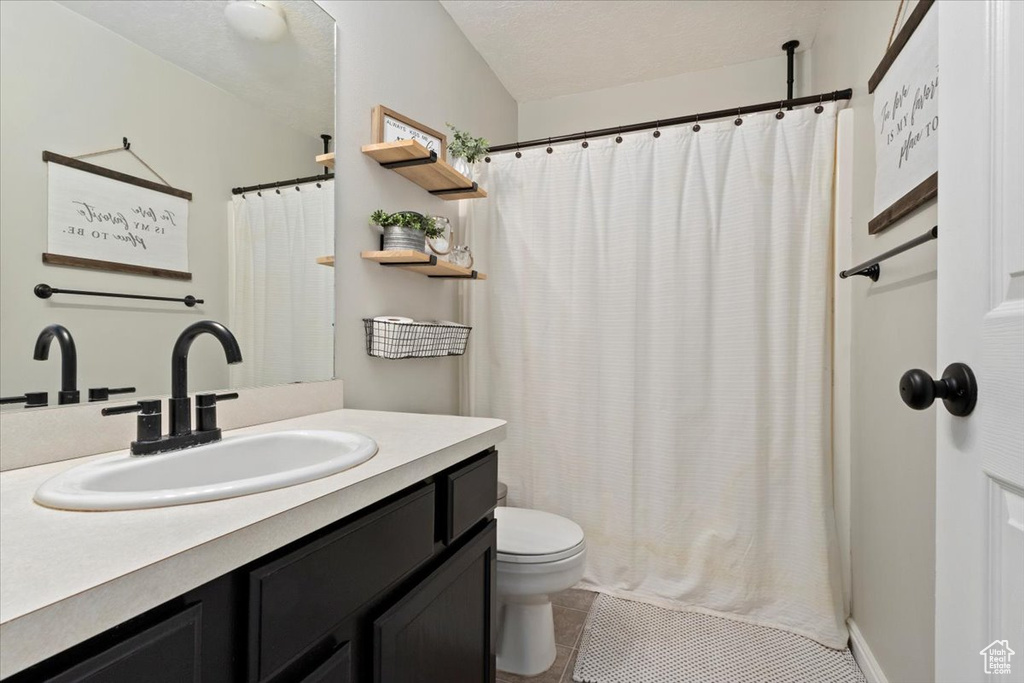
[371,105,447,162]
[42,151,193,280]
[867,0,937,235]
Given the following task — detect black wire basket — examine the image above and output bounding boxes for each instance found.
[363,318,472,360]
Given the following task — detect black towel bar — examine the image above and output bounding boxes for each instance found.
[34,283,203,307]
[840,226,938,282]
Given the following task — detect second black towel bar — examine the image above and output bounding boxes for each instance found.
[840,226,938,282]
[35,284,203,307]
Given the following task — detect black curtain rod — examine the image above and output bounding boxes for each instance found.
[486,88,853,154]
[839,226,938,282]
[232,172,334,196]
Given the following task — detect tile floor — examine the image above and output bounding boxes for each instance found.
[496,588,596,683]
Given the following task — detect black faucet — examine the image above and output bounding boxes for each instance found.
[102,321,242,456]
[33,324,79,404]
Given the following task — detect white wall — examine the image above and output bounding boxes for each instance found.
[316,0,517,413]
[811,3,937,682]
[0,1,319,401]
[517,52,810,141]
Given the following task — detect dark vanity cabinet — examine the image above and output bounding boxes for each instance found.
[10,449,499,683]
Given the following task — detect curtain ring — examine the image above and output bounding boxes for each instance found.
[815,95,824,114]
[653,121,661,138]
[122,137,130,151]
[546,137,553,154]
[316,182,321,188]
[485,155,491,163]
[275,187,281,194]
[582,131,589,149]
[776,101,786,120]
[256,184,263,197]
[692,114,701,132]
[515,142,522,159]
[295,179,301,191]
[615,126,623,144]
[734,109,743,126]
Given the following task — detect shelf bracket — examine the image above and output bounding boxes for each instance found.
[430,182,478,197]
[429,270,479,280]
[380,151,438,170]
[380,254,438,267]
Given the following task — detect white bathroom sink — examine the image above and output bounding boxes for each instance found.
[33,430,378,511]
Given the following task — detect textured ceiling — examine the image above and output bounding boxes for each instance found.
[54,0,334,137]
[440,0,827,102]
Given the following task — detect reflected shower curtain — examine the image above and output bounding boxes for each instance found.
[228,180,334,388]
[463,104,847,647]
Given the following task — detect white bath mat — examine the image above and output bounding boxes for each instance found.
[574,594,866,683]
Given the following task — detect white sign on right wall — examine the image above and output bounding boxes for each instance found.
[872,4,938,219]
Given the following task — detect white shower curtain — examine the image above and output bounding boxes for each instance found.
[228,180,334,388]
[464,104,847,647]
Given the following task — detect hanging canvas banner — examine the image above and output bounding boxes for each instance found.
[44,151,192,278]
[868,0,937,234]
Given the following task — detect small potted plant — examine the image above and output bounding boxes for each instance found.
[446,123,489,176]
[369,210,442,252]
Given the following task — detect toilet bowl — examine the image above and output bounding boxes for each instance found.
[495,507,586,677]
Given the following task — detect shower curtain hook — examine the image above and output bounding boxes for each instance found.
[295,179,301,191]
[256,183,263,197]
[615,126,623,144]
[692,114,701,132]
[653,121,661,138]
[776,101,786,120]
[734,108,743,126]
[815,95,824,114]
[582,131,589,149]
[515,141,522,159]
[546,138,553,154]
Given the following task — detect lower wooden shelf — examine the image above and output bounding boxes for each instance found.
[359,250,486,280]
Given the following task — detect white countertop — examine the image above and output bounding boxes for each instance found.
[0,409,506,679]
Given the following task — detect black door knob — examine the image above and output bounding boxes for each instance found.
[899,362,978,416]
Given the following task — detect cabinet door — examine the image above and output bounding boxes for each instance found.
[374,520,497,683]
[44,604,202,683]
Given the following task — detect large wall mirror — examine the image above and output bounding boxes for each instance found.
[0,0,336,410]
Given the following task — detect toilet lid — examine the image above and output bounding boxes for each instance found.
[495,507,585,563]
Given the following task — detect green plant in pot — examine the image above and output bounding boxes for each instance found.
[446,123,489,174]
[370,210,442,253]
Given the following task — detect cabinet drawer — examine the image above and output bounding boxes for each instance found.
[45,604,202,683]
[300,643,351,683]
[441,450,498,544]
[248,485,435,682]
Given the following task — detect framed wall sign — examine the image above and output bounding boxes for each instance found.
[867,0,937,234]
[371,105,446,161]
[43,151,192,280]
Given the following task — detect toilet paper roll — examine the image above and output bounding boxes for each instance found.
[372,316,413,358]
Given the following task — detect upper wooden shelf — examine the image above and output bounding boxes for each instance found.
[359,140,487,201]
[316,255,335,267]
[360,250,487,280]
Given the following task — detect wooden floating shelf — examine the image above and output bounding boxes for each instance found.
[359,140,487,200]
[316,255,335,267]
[359,250,487,280]
[316,153,335,169]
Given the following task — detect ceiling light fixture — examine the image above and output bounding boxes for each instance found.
[224,0,288,42]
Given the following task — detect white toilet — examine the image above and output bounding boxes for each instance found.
[495,506,587,676]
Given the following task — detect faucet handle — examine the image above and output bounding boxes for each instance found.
[89,386,136,402]
[2,392,49,408]
[102,400,162,443]
[195,392,238,433]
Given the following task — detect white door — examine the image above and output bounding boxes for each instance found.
[936,1,1024,682]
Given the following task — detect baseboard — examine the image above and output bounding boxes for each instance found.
[848,619,889,683]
